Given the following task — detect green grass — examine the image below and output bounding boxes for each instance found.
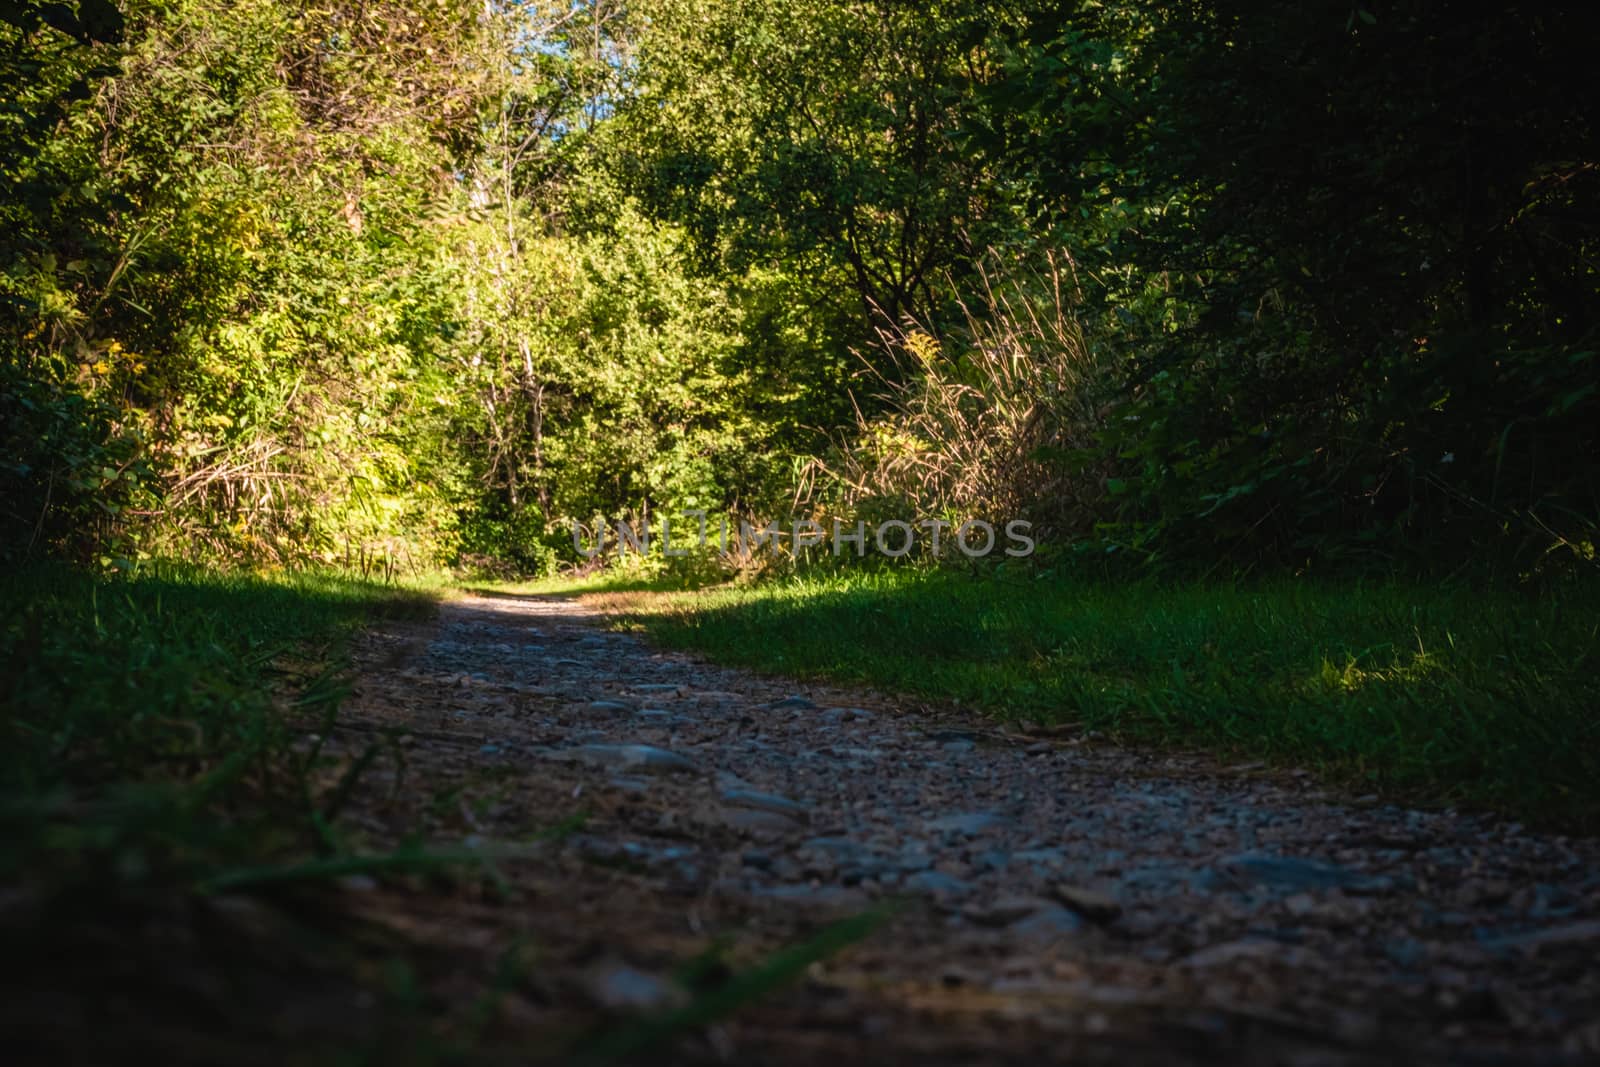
[1,561,440,890]
[0,562,463,1058]
[605,567,1600,828]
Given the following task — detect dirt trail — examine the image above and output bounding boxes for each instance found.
[330,591,1600,1065]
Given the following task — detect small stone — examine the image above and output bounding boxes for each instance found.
[771,694,817,710]
[1181,938,1314,969]
[926,812,1008,836]
[1217,852,1389,893]
[1009,906,1085,944]
[904,870,972,898]
[1284,892,1316,917]
[1012,847,1066,868]
[571,744,696,774]
[894,847,934,873]
[972,850,1010,873]
[689,690,743,702]
[1385,938,1424,967]
[1050,884,1123,924]
[583,965,682,1012]
[1480,919,1600,953]
[721,789,811,821]
[720,808,799,835]
[963,895,1048,926]
[587,699,636,715]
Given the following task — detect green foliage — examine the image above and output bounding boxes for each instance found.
[617,0,1026,335]
[5,0,1596,575]
[2,0,501,568]
[3,1,858,575]
[980,0,1600,569]
[0,362,153,562]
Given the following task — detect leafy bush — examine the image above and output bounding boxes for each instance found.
[0,365,152,563]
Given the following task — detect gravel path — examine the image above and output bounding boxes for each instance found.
[331,592,1600,1065]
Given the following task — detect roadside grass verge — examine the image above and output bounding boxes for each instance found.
[596,567,1600,829]
[0,561,450,1057]
[1,561,438,883]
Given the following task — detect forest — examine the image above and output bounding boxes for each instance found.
[4,1,1599,1063]
[7,0,1597,577]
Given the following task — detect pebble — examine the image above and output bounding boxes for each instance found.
[1479,919,1600,953]
[570,743,696,774]
[963,895,1049,926]
[720,808,801,835]
[721,788,811,820]
[582,965,681,1012]
[1216,852,1390,893]
[1011,847,1066,868]
[1009,906,1086,944]
[926,812,1009,836]
[1050,884,1123,924]
[1181,938,1316,969]
[904,870,972,898]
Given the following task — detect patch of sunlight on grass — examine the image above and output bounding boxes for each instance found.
[599,565,1600,828]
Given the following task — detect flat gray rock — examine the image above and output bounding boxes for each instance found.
[1050,884,1123,924]
[1009,905,1087,943]
[570,743,696,774]
[926,812,1009,836]
[635,708,690,726]
[721,788,810,820]
[1479,919,1600,953]
[904,870,972,897]
[1215,852,1391,894]
[719,808,800,835]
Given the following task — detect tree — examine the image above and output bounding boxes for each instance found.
[613,0,1026,337]
[985,0,1600,566]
